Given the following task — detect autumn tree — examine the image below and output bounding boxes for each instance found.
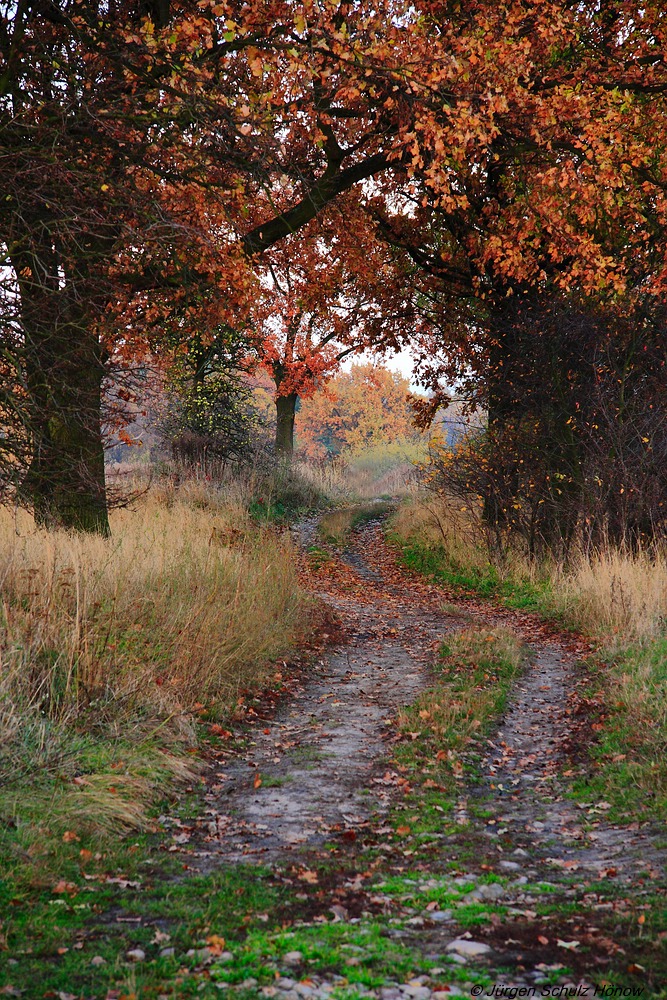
[0,2,243,533]
[3,0,667,533]
[360,3,667,546]
[296,364,421,460]
[1,0,408,530]
[250,200,420,457]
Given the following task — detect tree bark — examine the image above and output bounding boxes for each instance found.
[23,328,110,536]
[14,247,110,535]
[275,392,298,459]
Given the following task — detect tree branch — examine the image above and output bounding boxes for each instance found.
[242,152,389,256]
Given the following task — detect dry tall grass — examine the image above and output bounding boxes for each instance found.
[0,484,305,839]
[393,493,667,641]
[550,548,667,642]
[390,492,492,574]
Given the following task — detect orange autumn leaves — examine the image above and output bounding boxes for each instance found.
[296,365,421,460]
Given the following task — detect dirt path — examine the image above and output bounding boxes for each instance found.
[183,516,666,995]
[474,645,665,882]
[191,522,460,865]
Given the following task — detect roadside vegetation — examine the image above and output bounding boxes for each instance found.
[390,492,667,823]
[0,472,311,891]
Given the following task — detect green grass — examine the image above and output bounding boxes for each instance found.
[0,859,285,998]
[212,922,427,988]
[393,626,526,794]
[396,538,549,610]
[568,638,667,822]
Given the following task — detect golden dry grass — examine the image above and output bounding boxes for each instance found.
[393,493,667,641]
[0,483,305,837]
[550,548,667,642]
[0,490,302,719]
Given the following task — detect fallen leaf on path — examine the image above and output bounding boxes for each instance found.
[557,939,580,950]
[546,857,580,870]
[253,772,262,789]
[52,881,78,895]
[206,934,226,956]
[298,870,318,884]
[209,724,232,738]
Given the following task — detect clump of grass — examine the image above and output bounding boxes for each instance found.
[318,501,395,547]
[571,637,667,819]
[396,627,525,785]
[549,547,667,642]
[0,485,305,848]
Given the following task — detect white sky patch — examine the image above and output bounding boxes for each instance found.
[341,346,421,391]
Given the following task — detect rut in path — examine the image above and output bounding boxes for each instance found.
[472,645,666,884]
[179,516,666,988]
[191,520,459,864]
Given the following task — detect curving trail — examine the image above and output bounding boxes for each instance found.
[182,515,666,995]
[193,520,458,864]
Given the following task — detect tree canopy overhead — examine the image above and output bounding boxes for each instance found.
[2,1,667,530]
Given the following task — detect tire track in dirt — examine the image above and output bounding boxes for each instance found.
[179,515,666,993]
[191,519,462,865]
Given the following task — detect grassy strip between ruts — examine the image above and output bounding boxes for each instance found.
[317,502,396,549]
[388,496,667,826]
[390,627,527,825]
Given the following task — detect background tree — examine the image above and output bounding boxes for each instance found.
[296,364,422,460]
[159,328,261,471]
[251,201,420,457]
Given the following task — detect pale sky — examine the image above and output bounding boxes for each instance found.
[342,346,421,389]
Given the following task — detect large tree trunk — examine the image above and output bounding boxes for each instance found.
[15,247,110,535]
[275,392,298,459]
[23,327,109,535]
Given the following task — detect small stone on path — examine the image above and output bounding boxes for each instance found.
[446,938,492,958]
